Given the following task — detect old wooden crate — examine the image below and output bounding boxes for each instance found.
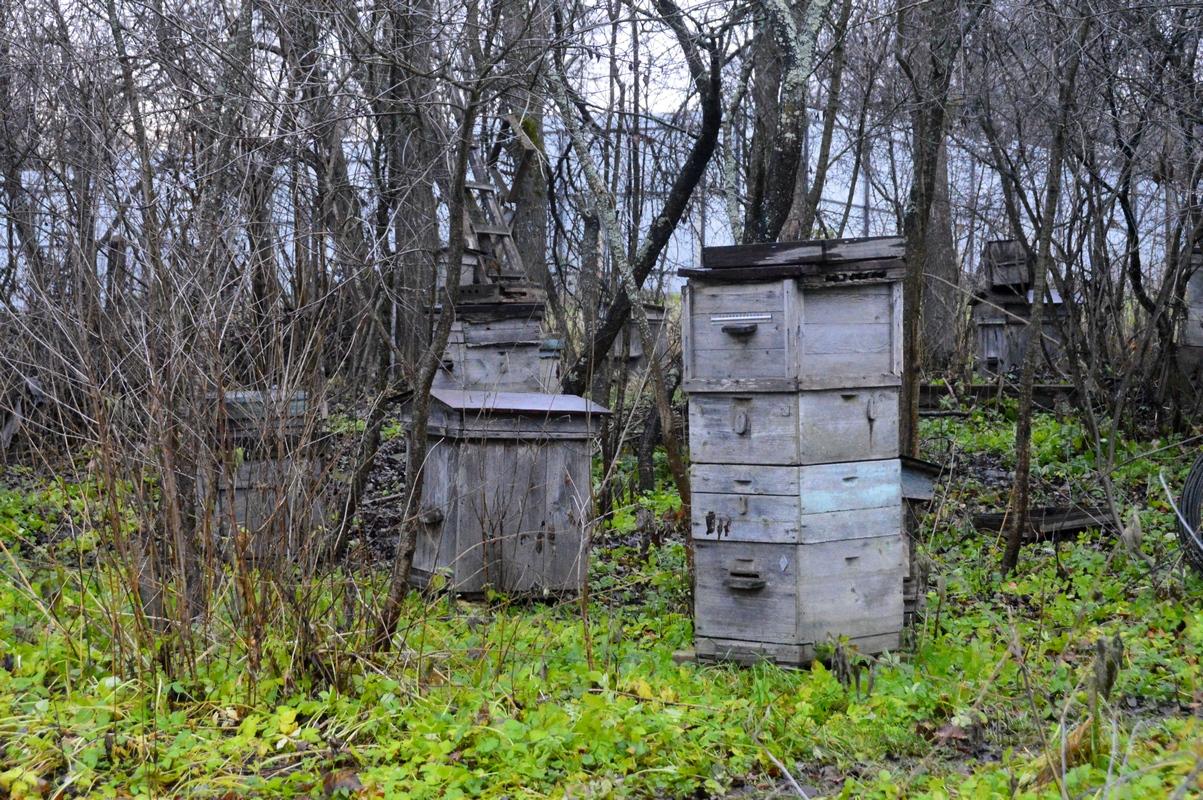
[1178,246,1203,375]
[983,239,1032,290]
[407,388,608,596]
[205,389,327,562]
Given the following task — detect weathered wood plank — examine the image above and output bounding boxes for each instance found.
[689,460,900,506]
[796,536,905,642]
[971,505,1110,540]
[700,236,903,269]
[693,630,901,666]
[679,259,905,283]
[691,498,900,544]
[694,541,799,643]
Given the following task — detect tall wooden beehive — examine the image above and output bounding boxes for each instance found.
[971,239,1066,374]
[415,280,607,596]
[680,236,907,665]
[1178,244,1203,375]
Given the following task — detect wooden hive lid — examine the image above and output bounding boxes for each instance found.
[683,235,904,283]
[429,388,610,417]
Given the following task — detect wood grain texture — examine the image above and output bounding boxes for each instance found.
[410,419,595,595]
[688,389,900,466]
[207,456,325,562]
[683,278,902,390]
[691,498,901,544]
[693,631,901,666]
[700,236,903,269]
[693,541,799,643]
[690,460,902,544]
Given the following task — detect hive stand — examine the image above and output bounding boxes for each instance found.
[679,236,908,666]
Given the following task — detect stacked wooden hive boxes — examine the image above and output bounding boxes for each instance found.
[971,239,1066,374]
[680,237,907,665]
[409,282,608,596]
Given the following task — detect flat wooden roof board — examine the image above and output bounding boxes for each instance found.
[682,236,905,283]
[429,388,610,416]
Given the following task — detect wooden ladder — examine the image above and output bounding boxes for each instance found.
[461,114,540,285]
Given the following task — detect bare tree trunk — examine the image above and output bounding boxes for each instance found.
[1001,12,1090,576]
[549,54,692,515]
[895,0,984,456]
[374,93,480,651]
[921,144,960,372]
[780,0,853,240]
[558,1,721,398]
[742,0,832,243]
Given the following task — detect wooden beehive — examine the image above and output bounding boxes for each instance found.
[681,236,907,666]
[1178,246,1203,375]
[206,389,327,562]
[434,285,560,393]
[971,288,1066,374]
[610,302,670,367]
[407,388,608,596]
[983,239,1032,290]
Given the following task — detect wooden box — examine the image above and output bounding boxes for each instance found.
[1178,248,1203,373]
[611,302,670,366]
[691,459,901,544]
[688,388,899,466]
[693,537,905,664]
[210,456,325,561]
[407,389,608,595]
[971,288,1066,374]
[435,306,559,393]
[983,239,1032,290]
[204,389,327,562]
[682,280,902,392]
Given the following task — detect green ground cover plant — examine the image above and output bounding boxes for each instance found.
[1,411,1202,798]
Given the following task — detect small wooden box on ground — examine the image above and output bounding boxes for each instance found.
[406,388,608,596]
[680,236,907,667]
[205,389,327,562]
